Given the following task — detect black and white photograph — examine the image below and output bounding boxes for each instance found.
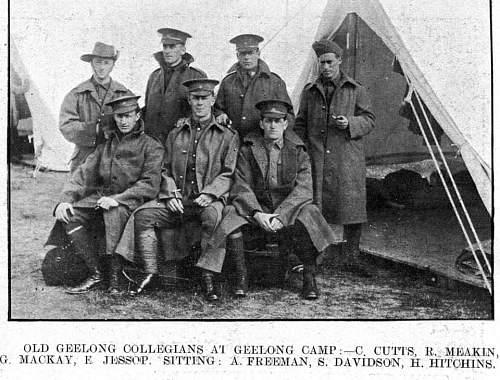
[4,2,499,378]
[8,0,493,322]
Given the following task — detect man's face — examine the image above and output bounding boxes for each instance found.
[188,93,215,119]
[260,117,288,141]
[162,43,185,65]
[91,58,115,81]
[237,48,260,71]
[318,52,342,80]
[114,110,139,134]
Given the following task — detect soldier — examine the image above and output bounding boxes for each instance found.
[215,34,295,138]
[59,42,131,172]
[208,99,341,300]
[295,40,376,276]
[49,95,165,294]
[143,28,208,142]
[120,79,239,302]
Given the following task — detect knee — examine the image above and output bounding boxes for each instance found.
[228,229,243,240]
[200,206,220,232]
[105,205,130,218]
[134,209,155,228]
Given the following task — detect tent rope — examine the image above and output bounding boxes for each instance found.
[413,87,491,275]
[402,73,491,294]
[261,0,314,50]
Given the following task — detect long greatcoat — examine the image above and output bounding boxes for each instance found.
[143,52,207,141]
[204,131,343,272]
[115,116,239,264]
[59,78,131,171]
[46,121,165,253]
[215,59,295,138]
[294,71,376,224]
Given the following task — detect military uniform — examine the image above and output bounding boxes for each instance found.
[215,34,294,138]
[124,79,239,300]
[210,100,341,299]
[59,42,131,172]
[49,95,165,294]
[143,28,207,141]
[295,40,376,275]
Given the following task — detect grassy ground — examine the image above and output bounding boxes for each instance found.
[9,163,492,320]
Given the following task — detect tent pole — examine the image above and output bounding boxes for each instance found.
[413,88,491,274]
[403,76,491,294]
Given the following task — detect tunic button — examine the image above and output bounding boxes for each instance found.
[326,150,331,154]
[191,181,195,184]
[322,106,326,110]
[192,154,196,158]
[197,128,200,131]
[321,130,325,133]
[194,140,198,143]
[242,116,246,120]
[179,175,183,179]
[240,94,244,98]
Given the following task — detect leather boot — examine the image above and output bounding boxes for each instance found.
[65,227,102,294]
[201,270,218,302]
[129,228,158,296]
[343,224,372,278]
[302,263,319,300]
[228,235,247,297]
[107,254,123,294]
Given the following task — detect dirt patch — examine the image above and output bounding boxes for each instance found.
[9,164,492,320]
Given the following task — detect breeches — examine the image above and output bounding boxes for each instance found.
[134,202,223,255]
[65,205,131,255]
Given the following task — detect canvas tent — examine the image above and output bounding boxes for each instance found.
[292,0,491,216]
[292,0,492,291]
[10,0,326,172]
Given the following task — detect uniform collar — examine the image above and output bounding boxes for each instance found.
[75,77,128,93]
[313,70,358,89]
[111,119,144,139]
[178,114,225,132]
[153,51,195,70]
[264,137,284,151]
[227,59,271,78]
[244,129,304,148]
[91,76,111,90]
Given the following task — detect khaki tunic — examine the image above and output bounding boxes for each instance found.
[215,59,295,138]
[143,52,207,141]
[205,131,343,272]
[59,78,131,171]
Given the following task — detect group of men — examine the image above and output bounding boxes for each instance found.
[47,28,375,302]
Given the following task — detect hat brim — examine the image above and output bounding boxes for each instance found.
[262,111,287,118]
[110,104,139,115]
[80,54,117,62]
[161,37,186,45]
[189,90,213,96]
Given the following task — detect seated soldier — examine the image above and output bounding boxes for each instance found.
[130,78,239,301]
[51,95,165,294]
[209,99,341,300]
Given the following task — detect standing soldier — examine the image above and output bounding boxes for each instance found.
[215,34,295,138]
[60,42,131,172]
[143,28,207,142]
[295,39,376,275]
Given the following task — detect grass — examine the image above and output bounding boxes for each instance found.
[9,163,493,320]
